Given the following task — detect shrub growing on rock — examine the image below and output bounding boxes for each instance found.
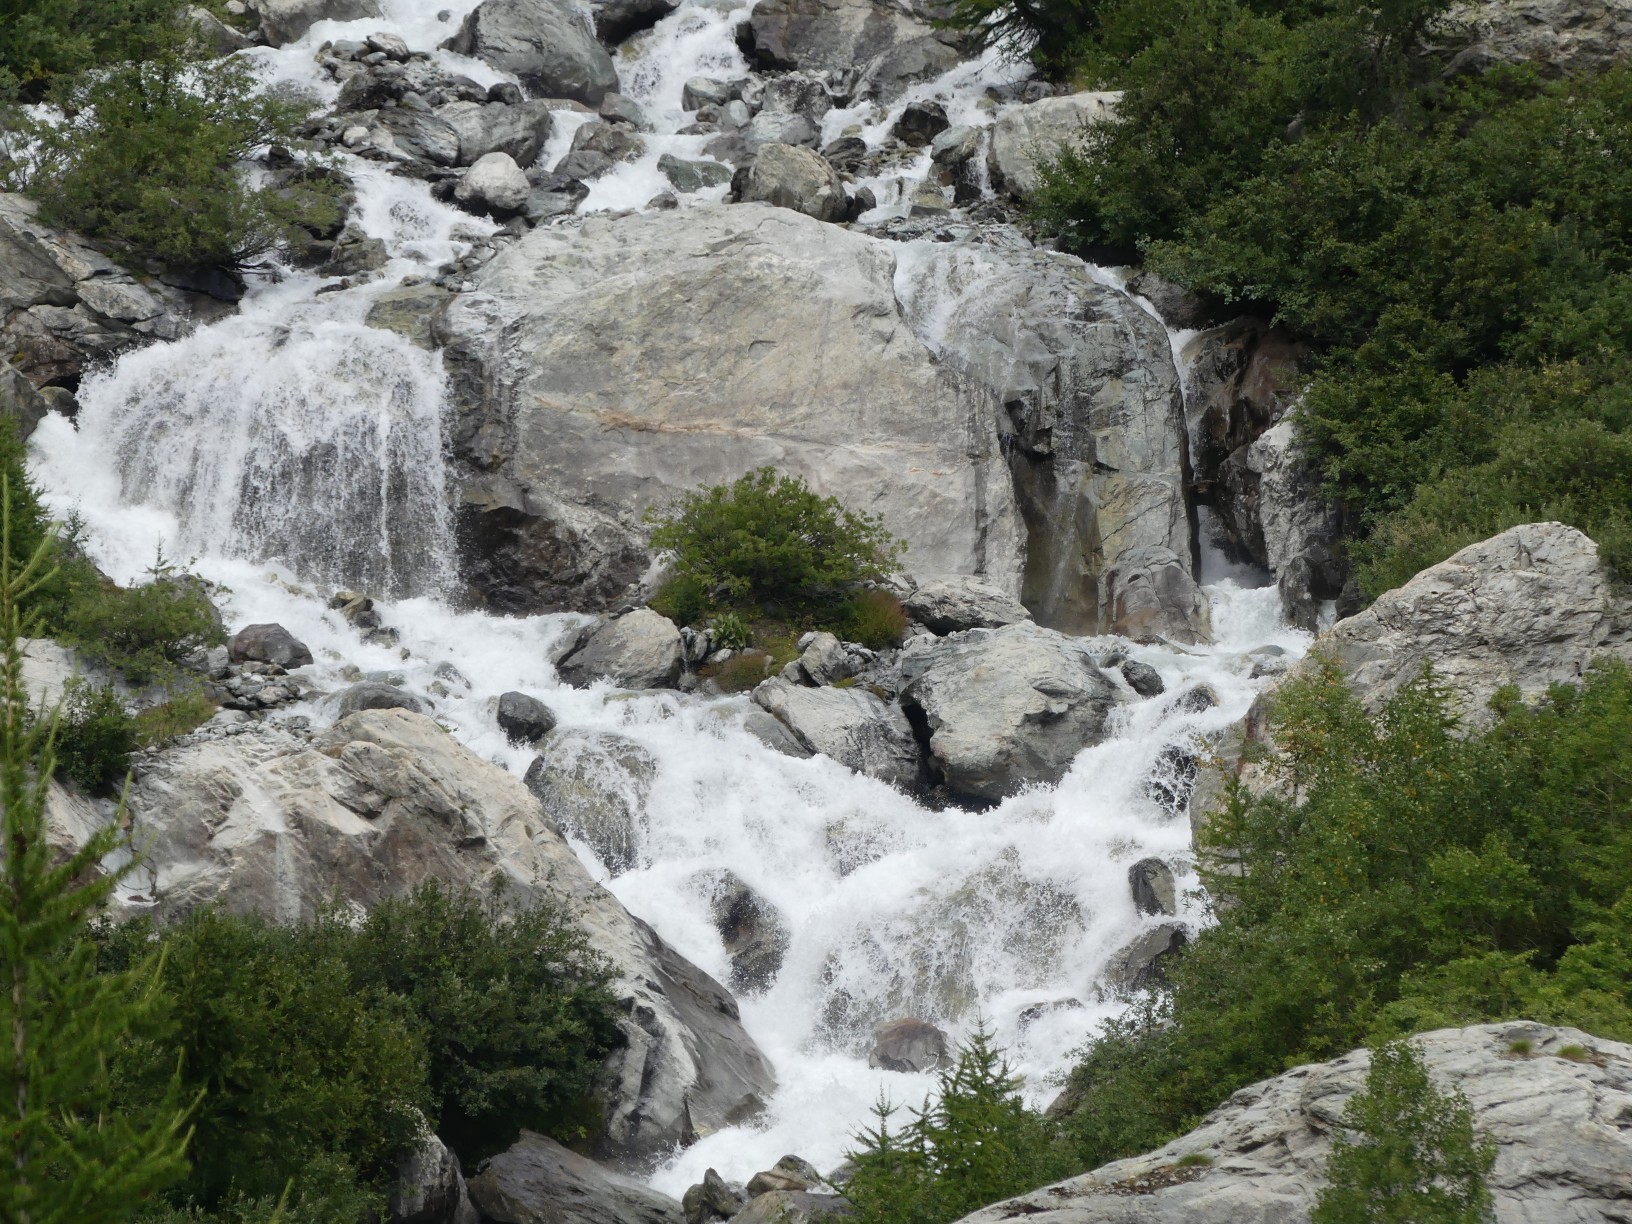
[63,569,224,685]
[51,680,137,793]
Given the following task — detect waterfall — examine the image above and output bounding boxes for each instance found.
[25,0,1311,1195]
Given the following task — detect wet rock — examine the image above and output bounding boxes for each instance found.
[821,135,868,171]
[746,1156,823,1195]
[891,99,948,147]
[682,1169,747,1224]
[599,92,650,128]
[707,870,791,994]
[570,118,647,164]
[929,124,981,165]
[187,6,255,55]
[855,33,965,102]
[1429,0,1632,77]
[740,0,954,76]
[556,608,684,690]
[377,109,463,166]
[1128,857,1176,916]
[551,149,614,180]
[249,0,381,45]
[751,677,921,788]
[1126,268,1216,330]
[987,91,1118,197]
[683,76,732,110]
[363,282,454,350]
[732,143,849,221]
[899,622,1122,803]
[1103,922,1186,993]
[1121,659,1165,697]
[390,1127,479,1224]
[0,360,51,440]
[903,576,1029,634]
[735,1192,857,1223]
[524,729,655,874]
[228,623,314,670]
[467,1130,685,1223]
[868,1018,949,1072]
[437,98,554,167]
[454,151,532,216]
[792,631,867,686]
[524,175,590,221]
[742,709,814,759]
[658,153,734,193]
[586,0,681,44]
[745,110,821,149]
[443,0,621,105]
[954,1023,1632,1224]
[496,690,557,745]
[338,681,425,717]
[316,224,390,278]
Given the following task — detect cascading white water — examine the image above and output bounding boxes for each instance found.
[27,0,1311,1196]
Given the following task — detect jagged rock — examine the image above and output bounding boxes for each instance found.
[523,730,656,874]
[746,1156,822,1195]
[792,631,865,686]
[1128,857,1176,916]
[868,1018,949,1072]
[734,1192,856,1223]
[377,109,463,166]
[390,1127,479,1224]
[1103,922,1186,993]
[556,609,684,690]
[436,99,554,167]
[953,1023,1632,1224]
[248,0,381,45]
[364,282,454,350]
[683,76,732,110]
[682,1169,747,1224]
[468,1130,685,1224]
[187,6,255,55]
[571,119,646,162]
[439,205,1022,614]
[1126,269,1215,330]
[1312,522,1632,723]
[442,0,620,105]
[929,124,981,166]
[744,111,821,149]
[740,0,954,76]
[454,152,532,216]
[496,691,557,745]
[1430,0,1632,76]
[586,0,680,44]
[706,870,791,993]
[98,710,776,1162]
[658,153,734,193]
[338,681,426,717]
[1121,659,1165,697]
[227,623,314,670]
[891,99,948,147]
[894,240,1207,641]
[899,622,1122,803]
[0,360,51,439]
[751,677,921,788]
[599,92,649,128]
[903,577,1030,634]
[987,92,1118,197]
[742,709,815,759]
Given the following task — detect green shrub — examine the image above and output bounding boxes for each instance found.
[838,589,907,650]
[52,680,136,793]
[845,1023,1068,1224]
[138,1154,382,1224]
[15,48,340,269]
[647,468,904,620]
[343,883,622,1163]
[63,571,224,686]
[709,650,774,693]
[1313,1040,1494,1224]
[0,0,183,97]
[709,611,752,652]
[134,686,220,746]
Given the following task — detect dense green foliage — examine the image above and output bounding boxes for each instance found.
[61,568,225,686]
[0,493,193,1223]
[53,680,138,792]
[1313,1041,1495,1224]
[0,0,183,97]
[1010,0,1632,591]
[649,468,904,621]
[846,1024,1069,1224]
[1059,657,1632,1169]
[93,885,621,1215]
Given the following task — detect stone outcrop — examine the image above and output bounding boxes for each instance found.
[903,576,1030,634]
[954,1023,1632,1223]
[468,1131,685,1224]
[98,710,775,1163]
[443,0,620,105]
[705,870,791,994]
[1311,522,1632,724]
[1431,0,1632,76]
[740,0,956,85]
[731,144,848,222]
[227,622,314,669]
[899,622,1123,802]
[751,677,922,789]
[390,1128,479,1224]
[0,360,50,439]
[868,1018,949,1072]
[986,92,1118,197]
[523,729,656,875]
[248,0,381,45]
[895,240,1206,641]
[439,205,1022,614]
[556,608,684,690]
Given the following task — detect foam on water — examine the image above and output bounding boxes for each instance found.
[26,0,1313,1195]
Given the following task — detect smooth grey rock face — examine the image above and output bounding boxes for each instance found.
[436,99,554,167]
[585,0,680,44]
[868,1018,949,1072]
[524,729,656,874]
[0,360,51,440]
[440,205,1023,614]
[903,576,1030,634]
[228,622,314,669]
[733,143,846,219]
[751,677,921,788]
[1431,0,1632,76]
[658,153,734,193]
[793,631,865,686]
[364,283,454,350]
[894,239,1207,642]
[377,109,463,166]
[443,0,620,105]
[338,681,427,717]
[1313,522,1632,724]
[1128,857,1176,916]
[705,870,792,994]
[742,0,950,75]
[496,690,557,745]
[390,1127,480,1224]
[1103,922,1186,993]
[899,622,1123,802]
[1120,659,1165,698]
[248,0,381,45]
[954,1023,1632,1224]
[986,92,1118,197]
[556,608,684,690]
[99,710,775,1163]
[468,1131,685,1224]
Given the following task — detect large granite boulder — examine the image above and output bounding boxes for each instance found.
[585,0,681,43]
[468,1131,684,1224]
[987,92,1118,197]
[442,0,620,105]
[732,144,847,222]
[954,1023,1632,1223]
[895,239,1207,641]
[903,576,1030,634]
[1311,522,1632,723]
[390,1128,479,1224]
[899,622,1122,802]
[439,205,1023,614]
[556,608,684,690]
[96,710,775,1163]
[740,0,957,80]
[248,0,381,45]
[436,99,554,168]
[751,677,921,788]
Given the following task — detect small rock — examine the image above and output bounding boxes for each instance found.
[682,76,731,110]
[1104,923,1187,993]
[496,691,557,745]
[454,151,531,216]
[1121,659,1165,697]
[707,871,791,994]
[929,124,980,165]
[746,1155,822,1196]
[1128,857,1176,916]
[658,152,734,193]
[599,91,649,127]
[228,623,314,670]
[337,682,425,718]
[891,99,948,147]
[903,577,1029,634]
[556,608,683,690]
[868,1018,949,1073]
[682,1168,747,1224]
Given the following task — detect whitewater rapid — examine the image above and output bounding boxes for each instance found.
[26,0,1313,1193]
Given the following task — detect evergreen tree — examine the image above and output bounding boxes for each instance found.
[1314,1040,1495,1224]
[0,484,191,1223]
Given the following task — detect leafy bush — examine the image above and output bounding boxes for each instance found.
[838,589,908,650]
[0,0,183,97]
[845,1023,1068,1224]
[15,48,340,269]
[52,680,136,793]
[343,884,622,1163]
[138,1155,382,1224]
[648,468,904,621]
[1313,1040,1495,1224]
[63,569,224,685]
[709,611,752,652]
[133,686,220,745]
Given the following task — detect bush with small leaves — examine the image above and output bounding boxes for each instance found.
[51,680,136,794]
